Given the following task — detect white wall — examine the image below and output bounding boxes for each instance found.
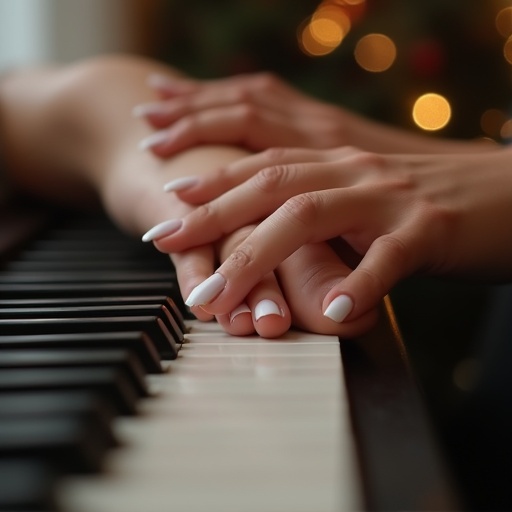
[0,0,135,69]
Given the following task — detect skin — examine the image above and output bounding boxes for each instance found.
[135,72,495,157]
[0,55,291,337]
[148,144,512,331]
[130,73,512,333]
[0,54,376,338]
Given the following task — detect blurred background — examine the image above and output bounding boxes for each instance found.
[2,0,512,508]
[2,0,512,140]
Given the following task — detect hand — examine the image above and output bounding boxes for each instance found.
[134,73,350,157]
[148,146,512,335]
[100,146,293,339]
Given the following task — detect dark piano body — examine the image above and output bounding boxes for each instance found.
[0,205,459,511]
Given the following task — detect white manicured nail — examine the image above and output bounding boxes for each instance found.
[132,103,167,118]
[229,302,251,323]
[323,295,353,323]
[185,273,226,307]
[139,130,171,151]
[254,299,282,321]
[163,176,200,193]
[141,219,182,242]
[147,73,173,89]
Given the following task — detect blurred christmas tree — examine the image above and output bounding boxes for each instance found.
[146,0,512,141]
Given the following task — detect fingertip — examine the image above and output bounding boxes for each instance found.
[323,294,354,323]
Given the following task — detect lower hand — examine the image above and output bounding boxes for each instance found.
[148,146,512,337]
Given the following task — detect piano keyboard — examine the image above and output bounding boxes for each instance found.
[0,210,362,512]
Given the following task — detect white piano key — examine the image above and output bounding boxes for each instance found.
[59,323,363,512]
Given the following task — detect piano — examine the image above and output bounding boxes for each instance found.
[0,205,459,511]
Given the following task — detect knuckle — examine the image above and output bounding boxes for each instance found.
[252,165,288,193]
[351,150,386,171]
[193,202,215,222]
[263,147,289,162]
[237,103,259,122]
[374,234,409,274]
[253,72,278,91]
[231,87,252,103]
[225,244,255,271]
[281,193,319,226]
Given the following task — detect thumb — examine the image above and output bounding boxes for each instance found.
[322,233,417,324]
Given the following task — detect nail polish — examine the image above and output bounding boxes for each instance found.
[323,295,353,323]
[141,219,182,242]
[138,130,171,151]
[229,303,251,323]
[163,176,200,193]
[132,103,167,118]
[185,273,226,307]
[254,299,282,321]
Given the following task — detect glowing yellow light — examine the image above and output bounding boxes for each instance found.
[480,108,507,138]
[496,7,512,37]
[299,3,351,58]
[312,4,351,36]
[504,36,512,64]
[299,23,337,56]
[354,33,396,72]
[309,18,344,47]
[412,93,451,131]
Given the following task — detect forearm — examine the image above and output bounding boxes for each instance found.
[0,55,248,227]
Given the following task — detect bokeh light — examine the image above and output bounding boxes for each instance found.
[500,118,512,139]
[354,33,396,72]
[496,7,512,38]
[299,3,351,57]
[412,93,451,131]
[480,108,507,138]
[503,35,512,64]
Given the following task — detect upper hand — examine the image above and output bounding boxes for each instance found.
[134,73,350,157]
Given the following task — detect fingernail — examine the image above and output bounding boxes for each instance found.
[229,302,251,323]
[163,176,200,193]
[254,299,283,321]
[185,273,226,307]
[323,295,353,323]
[132,103,168,118]
[147,73,173,89]
[139,130,171,151]
[141,219,182,242]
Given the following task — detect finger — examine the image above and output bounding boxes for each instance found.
[181,188,411,317]
[212,226,291,338]
[322,226,425,326]
[215,302,256,337]
[276,243,379,338]
[153,161,358,254]
[170,244,216,322]
[163,147,335,204]
[138,105,305,157]
[146,74,199,98]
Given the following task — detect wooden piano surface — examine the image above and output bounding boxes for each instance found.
[0,206,459,511]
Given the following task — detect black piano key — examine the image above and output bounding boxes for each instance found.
[0,270,175,283]
[0,304,184,344]
[0,282,185,312]
[0,296,188,333]
[6,257,170,272]
[0,416,115,473]
[0,349,149,397]
[0,391,116,427]
[0,367,139,416]
[0,316,180,359]
[0,458,59,512]
[0,332,162,374]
